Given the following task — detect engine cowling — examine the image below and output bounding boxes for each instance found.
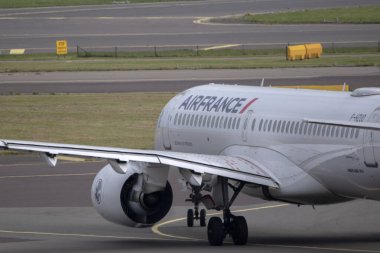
[91,164,173,227]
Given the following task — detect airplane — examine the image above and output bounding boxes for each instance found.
[2,84,380,246]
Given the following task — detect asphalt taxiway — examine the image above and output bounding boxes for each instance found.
[1,0,379,52]
[0,67,379,94]
[1,155,380,253]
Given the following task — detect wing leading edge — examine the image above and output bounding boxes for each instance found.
[0,139,279,188]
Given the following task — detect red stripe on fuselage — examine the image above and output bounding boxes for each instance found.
[240,98,258,114]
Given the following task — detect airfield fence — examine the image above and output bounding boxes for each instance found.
[1,41,379,56]
[75,41,380,58]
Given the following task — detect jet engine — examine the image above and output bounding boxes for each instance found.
[91,163,173,227]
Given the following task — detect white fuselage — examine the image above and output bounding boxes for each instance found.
[155,84,380,204]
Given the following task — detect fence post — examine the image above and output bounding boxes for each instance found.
[77,45,79,57]
[154,45,158,57]
[196,45,199,56]
[378,41,380,52]
[332,42,335,53]
[115,47,118,58]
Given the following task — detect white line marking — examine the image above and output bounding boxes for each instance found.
[201,44,241,51]
[152,203,380,252]
[151,204,289,241]
[0,173,96,180]
[0,229,177,241]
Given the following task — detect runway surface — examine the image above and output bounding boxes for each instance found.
[0,67,379,93]
[1,0,379,52]
[1,155,380,253]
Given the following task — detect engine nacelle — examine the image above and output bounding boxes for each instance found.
[91,164,173,227]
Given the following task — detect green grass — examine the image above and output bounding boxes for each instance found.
[0,0,113,8]
[0,93,173,149]
[0,54,379,72]
[0,0,192,8]
[211,6,380,24]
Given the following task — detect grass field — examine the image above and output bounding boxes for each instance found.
[0,54,379,72]
[211,6,380,24]
[0,93,173,149]
[0,0,190,8]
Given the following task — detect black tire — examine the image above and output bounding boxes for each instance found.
[200,209,206,227]
[207,217,224,246]
[231,216,248,245]
[187,209,194,227]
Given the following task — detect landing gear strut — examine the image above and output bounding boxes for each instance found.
[207,178,247,246]
[186,186,207,227]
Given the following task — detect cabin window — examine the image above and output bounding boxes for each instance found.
[285,121,290,133]
[321,125,326,136]
[295,122,299,134]
[194,115,199,127]
[281,121,286,133]
[268,120,273,132]
[199,115,203,127]
[259,119,263,132]
[350,128,355,138]
[355,129,360,139]
[186,114,190,126]
[251,118,256,131]
[289,121,294,134]
[232,117,237,129]
[272,120,277,132]
[190,114,195,126]
[202,115,207,127]
[307,124,312,135]
[228,117,233,129]
[312,124,317,136]
[340,127,345,138]
[317,125,322,136]
[277,120,282,133]
[236,118,241,129]
[337,127,341,137]
[299,122,304,135]
[326,125,331,137]
[263,119,268,132]
[224,117,228,129]
[181,114,186,125]
[215,116,220,128]
[174,113,178,125]
[345,127,350,138]
[303,123,308,135]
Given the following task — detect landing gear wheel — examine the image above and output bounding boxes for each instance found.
[207,217,224,246]
[231,216,248,245]
[187,209,194,227]
[200,209,206,227]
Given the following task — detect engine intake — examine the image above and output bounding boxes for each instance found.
[91,164,173,227]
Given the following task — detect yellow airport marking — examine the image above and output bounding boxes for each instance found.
[9,49,25,55]
[201,44,240,51]
[0,173,96,180]
[152,203,380,252]
[274,85,350,92]
[152,203,289,241]
[0,229,175,241]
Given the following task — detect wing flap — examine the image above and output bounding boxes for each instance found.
[0,139,279,188]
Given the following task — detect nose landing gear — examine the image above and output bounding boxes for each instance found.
[186,186,207,227]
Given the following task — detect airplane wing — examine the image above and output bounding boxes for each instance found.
[304,118,380,131]
[0,139,279,188]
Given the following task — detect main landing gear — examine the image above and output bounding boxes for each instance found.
[186,186,206,227]
[207,178,247,246]
[186,178,248,246]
